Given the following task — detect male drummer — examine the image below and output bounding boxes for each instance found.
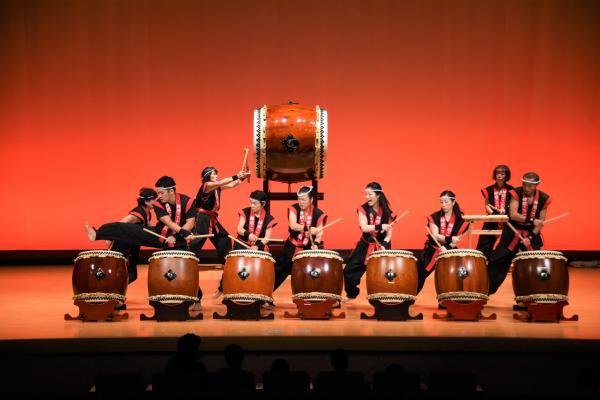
[487,172,551,296]
[273,186,327,292]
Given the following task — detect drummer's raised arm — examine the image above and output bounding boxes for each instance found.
[288,209,305,232]
[358,211,377,233]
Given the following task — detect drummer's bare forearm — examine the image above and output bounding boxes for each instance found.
[119,214,138,224]
[237,216,247,236]
[509,199,526,222]
[182,218,195,232]
[358,213,376,233]
[159,216,182,232]
[205,176,237,191]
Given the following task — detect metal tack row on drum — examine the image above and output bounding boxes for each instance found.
[66,248,578,323]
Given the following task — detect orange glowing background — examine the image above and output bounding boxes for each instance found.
[1,0,599,251]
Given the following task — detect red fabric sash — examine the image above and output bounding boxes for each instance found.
[521,190,540,222]
[161,194,181,248]
[292,206,313,247]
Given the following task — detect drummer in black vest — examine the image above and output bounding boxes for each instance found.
[343,182,397,301]
[85,187,157,285]
[189,166,250,265]
[476,165,514,258]
[416,190,470,294]
[273,186,327,292]
[488,172,551,295]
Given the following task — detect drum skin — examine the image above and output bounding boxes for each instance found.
[434,250,489,296]
[291,250,343,297]
[254,103,327,183]
[147,251,199,299]
[72,250,128,300]
[366,250,418,296]
[222,250,275,299]
[511,251,569,298]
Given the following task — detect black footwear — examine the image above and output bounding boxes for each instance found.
[115,303,127,311]
[437,303,447,310]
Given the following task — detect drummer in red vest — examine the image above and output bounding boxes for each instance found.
[416,190,470,294]
[273,186,327,292]
[343,182,397,301]
[476,165,514,259]
[488,172,550,296]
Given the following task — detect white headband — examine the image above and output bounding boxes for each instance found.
[156,185,175,190]
[203,168,216,177]
[522,178,541,184]
[440,195,456,200]
[297,186,313,196]
[366,188,384,193]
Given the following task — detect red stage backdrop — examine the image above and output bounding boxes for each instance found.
[1,0,599,250]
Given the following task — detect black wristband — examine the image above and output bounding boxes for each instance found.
[374,224,383,231]
[444,236,452,245]
[382,241,390,249]
[256,241,265,251]
[241,230,250,241]
[304,225,309,232]
[178,229,191,239]
[231,175,239,182]
[314,241,322,247]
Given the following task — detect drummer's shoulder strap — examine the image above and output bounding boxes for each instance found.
[129,205,148,226]
[312,207,328,227]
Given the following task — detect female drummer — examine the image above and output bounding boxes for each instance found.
[189,166,250,264]
[417,190,469,294]
[476,165,514,258]
[343,182,396,300]
[212,190,277,298]
[84,187,158,285]
[273,186,327,292]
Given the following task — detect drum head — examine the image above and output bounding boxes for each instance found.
[367,250,417,262]
[148,250,199,262]
[437,249,486,260]
[225,249,276,263]
[293,249,343,262]
[75,250,126,262]
[512,250,567,263]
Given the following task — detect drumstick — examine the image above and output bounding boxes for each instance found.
[256,237,285,242]
[143,228,168,241]
[505,222,525,241]
[187,234,215,240]
[228,234,251,249]
[426,226,445,250]
[241,148,250,183]
[542,212,569,225]
[390,210,409,225]
[317,218,342,231]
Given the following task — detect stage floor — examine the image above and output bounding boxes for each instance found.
[0,264,597,354]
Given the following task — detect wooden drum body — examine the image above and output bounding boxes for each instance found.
[72,250,128,304]
[366,250,418,303]
[147,250,200,304]
[511,251,569,303]
[291,250,344,302]
[222,250,275,303]
[434,249,489,303]
[254,103,327,183]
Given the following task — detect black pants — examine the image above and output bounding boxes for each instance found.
[488,228,543,295]
[416,245,437,294]
[95,222,203,299]
[343,240,369,299]
[110,241,141,284]
[476,222,502,259]
[273,240,307,291]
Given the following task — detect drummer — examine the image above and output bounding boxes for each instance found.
[189,166,250,269]
[212,190,277,298]
[488,172,550,295]
[476,165,514,258]
[416,190,469,294]
[273,186,327,292]
[84,187,157,285]
[343,182,397,301]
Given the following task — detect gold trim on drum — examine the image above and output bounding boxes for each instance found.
[367,250,417,262]
[515,293,569,303]
[223,293,274,303]
[293,292,342,302]
[366,293,416,303]
[437,249,487,260]
[253,105,267,179]
[74,250,127,262]
[225,249,276,263]
[148,250,199,262]
[512,251,567,263]
[148,294,199,304]
[293,249,343,262]
[314,106,328,179]
[73,292,126,304]
[437,291,489,302]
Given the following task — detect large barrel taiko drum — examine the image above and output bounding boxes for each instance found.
[365,250,418,303]
[147,250,200,304]
[434,249,489,303]
[254,103,328,182]
[72,250,129,305]
[511,250,569,304]
[222,250,276,303]
[291,250,344,302]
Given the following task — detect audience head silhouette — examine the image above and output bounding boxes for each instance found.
[331,348,349,372]
[177,333,201,358]
[224,344,245,369]
[271,358,290,373]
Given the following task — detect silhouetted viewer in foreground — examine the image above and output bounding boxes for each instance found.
[217,344,255,394]
[315,348,367,396]
[263,358,310,398]
[165,333,206,375]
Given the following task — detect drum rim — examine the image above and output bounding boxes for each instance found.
[512,250,567,263]
[75,250,127,262]
[148,250,199,262]
[253,105,267,179]
[437,249,486,259]
[226,249,276,263]
[367,250,417,261]
[293,249,343,262]
[315,106,327,179]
